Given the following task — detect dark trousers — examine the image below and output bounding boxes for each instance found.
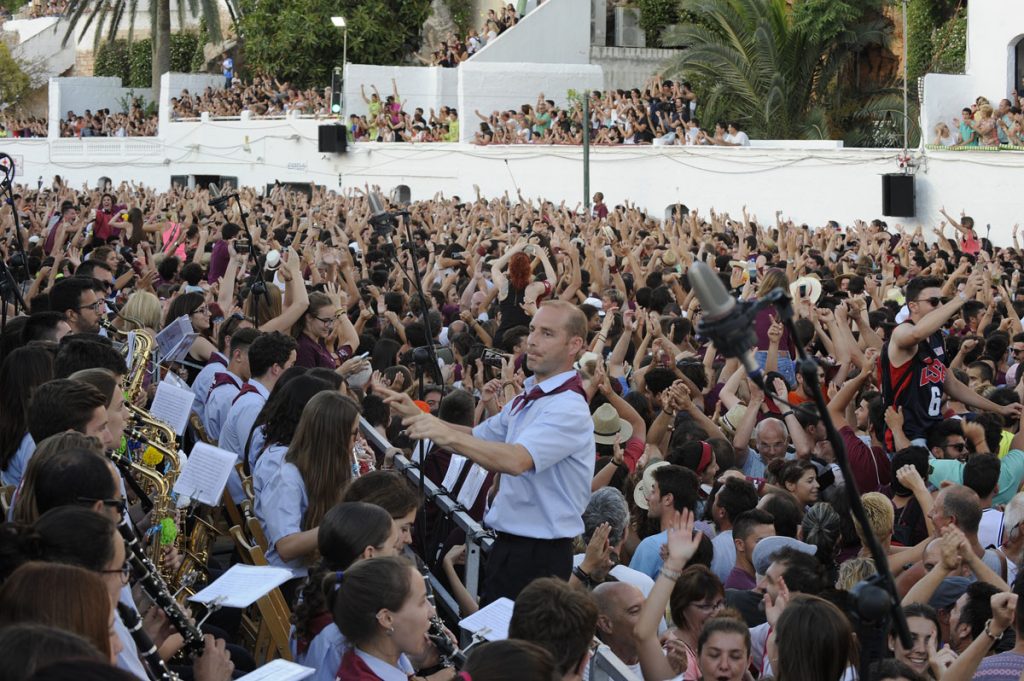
[480,533,573,606]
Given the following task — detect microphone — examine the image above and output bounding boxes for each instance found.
[368,192,387,219]
[0,152,13,189]
[689,261,765,388]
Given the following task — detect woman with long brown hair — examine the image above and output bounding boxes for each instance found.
[0,562,122,664]
[256,391,360,583]
[753,267,796,383]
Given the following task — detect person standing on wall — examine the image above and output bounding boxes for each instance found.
[380,300,595,605]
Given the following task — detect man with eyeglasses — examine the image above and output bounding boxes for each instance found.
[48,275,105,334]
[883,274,1021,447]
[927,419,969,461]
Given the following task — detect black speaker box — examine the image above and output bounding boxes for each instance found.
[318,125,347,153]
[882,173,915,218]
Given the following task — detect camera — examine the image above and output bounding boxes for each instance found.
[482,348,505,369]
[235,239,251,254]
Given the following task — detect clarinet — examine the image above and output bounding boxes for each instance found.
[117,514,206,657]
[428,617,467,670]
[117,602,182,681]
[416,558,466,669]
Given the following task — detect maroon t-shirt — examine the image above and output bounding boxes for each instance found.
[294,333,352,369]
[839,425,890,494]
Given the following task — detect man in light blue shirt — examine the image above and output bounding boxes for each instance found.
[391,301,595,604]
[629,463,700,580]
[218,332,296,501]
[202,328,258,441]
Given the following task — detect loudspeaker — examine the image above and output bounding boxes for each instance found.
[318,125,347,153]
[882,173,915,218]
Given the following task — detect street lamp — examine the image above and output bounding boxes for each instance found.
[330,16,348,119]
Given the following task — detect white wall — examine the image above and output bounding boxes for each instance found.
[3,17,75,86]
[342,65,459,119]
[166,74,225,100]
[472,0,590,64]
[457,61,603,141]
[920,0,1024,143]
[590,46,675,91]
[6,118,1024,244]
[48,77,154,136]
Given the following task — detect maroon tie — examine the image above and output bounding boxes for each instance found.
[510,373,586,415]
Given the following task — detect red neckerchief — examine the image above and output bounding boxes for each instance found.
[509,372,586,415]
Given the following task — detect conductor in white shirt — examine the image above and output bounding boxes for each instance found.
[382,300,595,605]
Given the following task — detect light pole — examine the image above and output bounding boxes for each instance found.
[331,16,348,120]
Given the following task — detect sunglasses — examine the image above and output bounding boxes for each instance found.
[914,296,943,307]
[944,442,967,452]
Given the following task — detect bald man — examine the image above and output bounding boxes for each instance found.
[593,582,643,676]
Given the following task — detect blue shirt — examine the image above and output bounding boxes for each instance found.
[219,380,270,502]
[253,443,288,501]
[190,353,227,420]
[1,433,34,488]
[743,448,767,478]
[473,370,594,539]
[710,529,736,582]
[629,530,667,580]
[256,462,309,578]
[202,369,243,441]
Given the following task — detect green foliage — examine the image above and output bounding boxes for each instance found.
[94,34,202,86]
[6,0,30,11]
[238,0,433,86]
[444,0,474,35]
[128,38,153,87]
[662,0,891,142]
[0,41,30,110]
[191,19,210,72]
[906,0,937,86]
[792,0,880,43]
[118,91,158,117]
[636,0,678,48]
[94,39,131,83]
[170,32,200,73]
[931,8,966,75]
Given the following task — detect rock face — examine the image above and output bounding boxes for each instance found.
[417,0,459,64]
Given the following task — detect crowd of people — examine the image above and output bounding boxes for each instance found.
[933,95,1024,148]
[58,102,159,138]
[169,78,330,119]
[420,5,523,67]
[2,175,1024,681]
[0,115,48,138]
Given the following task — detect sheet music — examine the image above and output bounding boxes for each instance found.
[173,443,236,506]
[235,659,314,681]
[457,463,488,508]
[149,380,195,436]
[155,315,190,356]
[459,597,513,641]
[234,659,314,681]
[441,454,468,491]
[188,564,294,609]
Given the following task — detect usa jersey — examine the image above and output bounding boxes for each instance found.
[881,324,948,442]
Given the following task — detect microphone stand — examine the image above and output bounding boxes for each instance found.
[210,191,264,328]
[767,292,913,657]
[0,171,30,327]
[373,202,443,563]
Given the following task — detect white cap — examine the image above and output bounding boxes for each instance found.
[583,296,605,316]
[265,249,282,271]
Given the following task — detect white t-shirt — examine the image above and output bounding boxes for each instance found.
[725,131,751,146]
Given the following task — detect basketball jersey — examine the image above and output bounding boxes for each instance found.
[881,322,948,442]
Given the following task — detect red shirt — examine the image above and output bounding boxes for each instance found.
[839,425,890,494]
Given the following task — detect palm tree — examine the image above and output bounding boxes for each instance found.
[59,0,232,98]
[662,0,891,141]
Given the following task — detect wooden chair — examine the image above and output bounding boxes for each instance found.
[0,485,15,517]
[228,525,294,664]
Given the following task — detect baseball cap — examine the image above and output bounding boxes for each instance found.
[752,535,817,577]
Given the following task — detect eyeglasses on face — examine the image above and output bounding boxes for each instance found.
[77,496,126,516]
[101,560,132,583]
[77,299,103,312]
[943,442,967,452]
[913,296,943,307]
[314,315,336,325]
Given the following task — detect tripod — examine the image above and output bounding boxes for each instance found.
[0,155,30,328]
